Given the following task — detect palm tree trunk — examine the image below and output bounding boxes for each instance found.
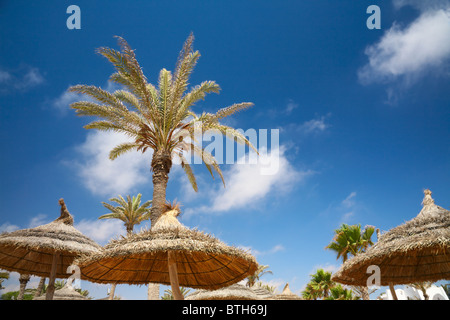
[389,283,398,300]
[34,277,46,298]
[150,150,172,301]
[147,283,160,300]
[150,150,172,225]
[168,251,183,300]
[109,283,117,300]
[361,286,370,300]
[17,274,31,300]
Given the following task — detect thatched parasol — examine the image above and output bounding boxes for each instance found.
[186,283,259,300]
[0,199,103,299]
[332,189,450,288]
[268,283,302,300]
[75,202,258,300]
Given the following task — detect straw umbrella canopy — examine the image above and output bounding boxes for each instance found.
[186,283,259,300]
[268,283,302,300]
[0,199,103,299]
[332,189,450,288]
[75,202,258,300]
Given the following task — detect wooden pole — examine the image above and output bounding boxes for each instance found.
[167,251,183,300]
[45,252,60,300]
[389,282,398,300]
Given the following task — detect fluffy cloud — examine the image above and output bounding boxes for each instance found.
[0,66,44,93]
[358,4,450,85]
[187,147,313,215]
[75,218,126,244]
[71,131,152,197]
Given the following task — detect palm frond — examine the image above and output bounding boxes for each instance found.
[176,152,198,192]
[109,142,140,160]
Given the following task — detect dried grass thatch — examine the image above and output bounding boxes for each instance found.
[0,199,102,278]
[332,189,450,286]
[75,204,258,290]
[33,284,88,300]
[186,283,259,300]
[267,283,302,300]
[251,286,274,300]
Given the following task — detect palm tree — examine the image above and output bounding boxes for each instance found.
[309,268,334,299]
[254,281,277,294]
[0,271,9,290]
[246,264,273,287]
[99,193,152,234]
[325,224,375,262]
[69,33,256,226]
[325,224,376,300]
[33,277,46,298]
[325,284,360,300]
[301,283,319,300]
[161,287,191,300]
[99,193,152,299]
[17,274,31,300]
[410,282,432,300]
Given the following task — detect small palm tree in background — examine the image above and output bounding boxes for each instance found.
[0,271,9,290]
[99,193,152,234]
[325,224,376,300]
[246,264,273,287]
[301,282,320,300]
[309,268,334,299]
[99,193,152,299]
[325,284,360,300]
[161,287,191,300]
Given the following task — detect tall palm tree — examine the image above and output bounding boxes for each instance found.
[246,264,273,287]
[69,33,256,226]
[99,193,152,299]
[17,274,31,300]
[99,193,152,234]
[309,268,334,299]
[325,224,376,300]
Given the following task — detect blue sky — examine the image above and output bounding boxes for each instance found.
[1,0,449,299]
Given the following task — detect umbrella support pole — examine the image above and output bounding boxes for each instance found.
[389,283,398,300]
[168,251,184,300]
[46,252,60,300]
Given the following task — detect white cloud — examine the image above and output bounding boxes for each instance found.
[341,191,357,208]
[339,191,359,224]
[52,81,121,114]
[358,6,450,85]
[250,244,285,257]
[20,68,44,88]
[0,222,19,233]
[187,146,313,215]
[52,90,83,114]
[70,131,152,197]
[0,66,44,93]
[28,214,50,228]
[285,100,299,114]
[75,218,126,245]
[299,115,329,134]
[0,70,11,83]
